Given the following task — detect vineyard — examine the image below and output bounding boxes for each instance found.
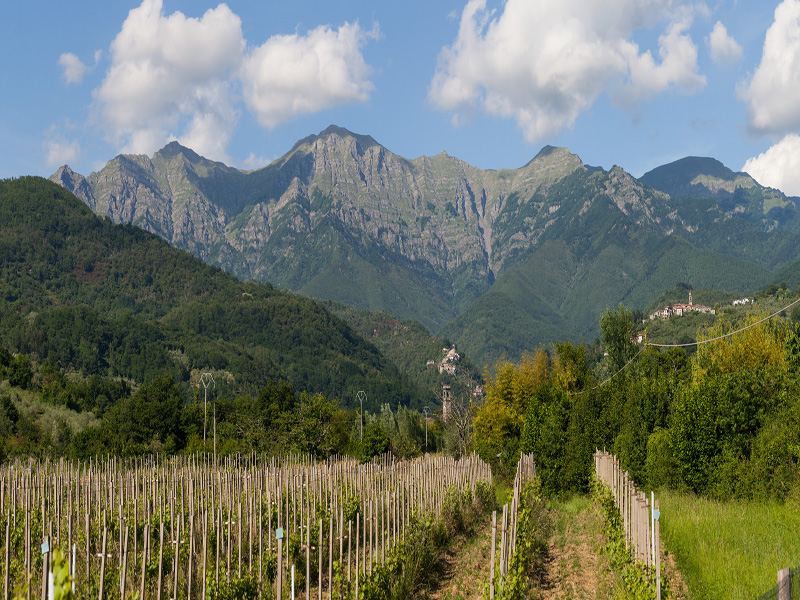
[0,453,495,599]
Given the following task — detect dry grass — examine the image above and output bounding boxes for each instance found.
[0,380,100,440]
[538,496,621,600]
[423,522,494,600]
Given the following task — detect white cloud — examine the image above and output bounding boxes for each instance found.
[240,153,276,171]
[743,134,800,197]
[91,0,376,161]
[738,0,800,136]
[706,21,742,66]
[44,133,81,167]
[93,0,245,160]
[58,53,90,84]
[240,22,377,129]
[429,0,706,144]
[59,51,101,84]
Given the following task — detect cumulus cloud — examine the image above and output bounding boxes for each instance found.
[738,0,800,136]
[90,0,376,161]
[429,0,706,143]
[59,53,90,84]
[241,153,276,171]
[44,133,81,168]
[706,21,742,65]
[59,51,101,84]
[743,134,800,197]
[240,23,377,128]
[93,0,244,160]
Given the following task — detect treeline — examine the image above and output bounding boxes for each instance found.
[472,303,800,502]
[0,345,453,462]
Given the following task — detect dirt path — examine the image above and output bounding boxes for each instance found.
[420,522,494,600]
[539,497,689,600]
[418,497,689,600]
[537,497,619,600]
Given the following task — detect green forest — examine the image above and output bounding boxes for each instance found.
[0,177,432,409]
[472,300,800,503]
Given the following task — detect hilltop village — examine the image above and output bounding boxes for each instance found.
[648,291,715,320]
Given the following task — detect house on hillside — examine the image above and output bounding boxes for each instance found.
[437,345,460,375]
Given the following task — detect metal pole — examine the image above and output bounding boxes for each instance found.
[357,391,366,441]
[423,407,430,452]
[200,373,215,448]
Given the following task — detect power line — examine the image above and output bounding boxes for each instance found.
[569,346,646,396]
[647,296,800,348]
[570,296,800,395]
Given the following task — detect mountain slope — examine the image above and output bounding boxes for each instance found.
[640,156,800,233]
[50,127,800,366]
[0,176,428,409]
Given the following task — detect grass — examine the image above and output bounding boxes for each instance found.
[494,482,512,508]
[0,381,100,440]
[659,490,800,600]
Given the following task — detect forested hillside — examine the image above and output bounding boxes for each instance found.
[0,177,428,409]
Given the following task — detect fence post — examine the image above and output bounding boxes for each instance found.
[654,499,661,600]
[489,510,497,600]
[778,567,791,600]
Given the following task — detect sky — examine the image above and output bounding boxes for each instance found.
[3,0,800,196]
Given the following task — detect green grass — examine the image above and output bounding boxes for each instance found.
[660,490,800,600]
[494,483,512,508]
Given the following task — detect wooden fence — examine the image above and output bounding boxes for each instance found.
[594,450,661,600]
[488,452,536,599]
[0,451,492,599]
[755,566,798,600]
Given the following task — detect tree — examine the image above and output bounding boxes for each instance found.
[108,375,186,454]
[600,303,636,373]
[294,393,340,458]
[360,422,390,462]
[670,380,718,493]
[7,354,32,389]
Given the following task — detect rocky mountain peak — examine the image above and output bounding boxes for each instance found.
[48,164,95,208]
[155,141,204,164]
[289,125,381,156]
[640,156,757,200]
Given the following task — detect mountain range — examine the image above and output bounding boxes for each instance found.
[50,126,800,368]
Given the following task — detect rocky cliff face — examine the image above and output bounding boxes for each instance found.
[49,125,790,340]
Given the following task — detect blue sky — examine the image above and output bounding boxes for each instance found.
[3,0,800,196]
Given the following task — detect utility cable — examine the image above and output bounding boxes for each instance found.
[646,296,800,348]
[569,295,800,395]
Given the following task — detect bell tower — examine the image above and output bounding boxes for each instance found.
[442,385,452,423]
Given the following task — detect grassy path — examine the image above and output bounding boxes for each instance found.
[417,494,691,600]
[539,496,688,600]
[538,496,618,600]
[420,521,494,600]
